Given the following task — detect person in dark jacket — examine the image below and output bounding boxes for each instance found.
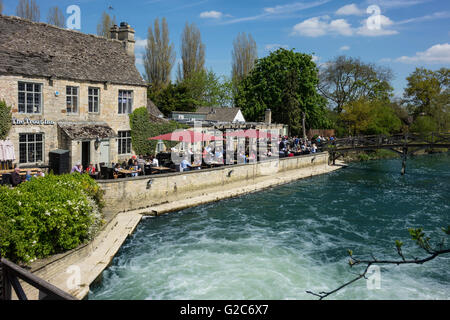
[11,167,23,187]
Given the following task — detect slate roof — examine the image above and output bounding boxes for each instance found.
[196,107,243,122]
[58,122,117,140]
[0,14,146,87]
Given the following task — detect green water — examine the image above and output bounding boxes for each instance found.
[89,154,449,300]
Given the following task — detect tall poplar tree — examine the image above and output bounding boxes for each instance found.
[97,11,116,38]
[16,0,40,22]
[47,6,65,28]
[231,32,257,90]
[177,22,205,82]
[144,17,175,92]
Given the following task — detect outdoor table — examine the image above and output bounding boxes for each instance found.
[118,169,140,177]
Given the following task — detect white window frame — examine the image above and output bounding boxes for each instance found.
[118,90,133,114]
[88,87,100,113]
[66,86,79,114]
[18,81,43,114]
[19,133,44,164]
[118,131,132,155]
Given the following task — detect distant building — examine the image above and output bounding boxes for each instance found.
[171,107,245,125]
[0,15,148,169]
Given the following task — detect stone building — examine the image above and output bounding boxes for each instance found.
[0,15,147,170]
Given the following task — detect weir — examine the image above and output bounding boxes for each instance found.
[11,152,344,300]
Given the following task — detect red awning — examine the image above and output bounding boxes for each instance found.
[148,130,223,143]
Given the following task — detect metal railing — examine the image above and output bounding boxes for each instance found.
[0,256,77,300]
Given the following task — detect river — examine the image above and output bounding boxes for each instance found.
[89,153,449,300]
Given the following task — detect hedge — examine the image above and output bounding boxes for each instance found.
[0,173,105,264]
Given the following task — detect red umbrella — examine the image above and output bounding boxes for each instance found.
[224,129,273,139]
[148,130,223,143]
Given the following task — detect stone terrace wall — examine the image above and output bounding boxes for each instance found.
[98,152,329,216]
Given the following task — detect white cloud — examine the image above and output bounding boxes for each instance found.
[200,11,223,19]
[396,43,450,64]
[356,15,398,36]
[222,0,330,25]
[264,0,331,15]
[291,17,353,37]
[339,45,350,51]
[265,44,289,51]
[366,0,431,9]
[311,55,320,62]
[396,11,450,25]
[335,4,364,16]
[135,37,147,50]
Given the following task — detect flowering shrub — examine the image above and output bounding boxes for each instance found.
[0,173,105,264]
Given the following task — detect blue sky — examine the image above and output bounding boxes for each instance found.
[2,0,449,98]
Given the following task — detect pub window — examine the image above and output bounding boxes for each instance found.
[18,82,42,114]
[66,86,78,114]
[88,87,100,113]
[19,133,44,164]
[118,131,131,154]
[118,90,133,114]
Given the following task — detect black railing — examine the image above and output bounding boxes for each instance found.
[0,256,77,300]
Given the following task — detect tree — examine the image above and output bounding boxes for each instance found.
[231,32,257,92]
[340,98,402,136]
[235,48,331,134]
[318,56,394,113]
[0,100,12,140]
[46,6,65,28]
[403,67,449,132]
[16,0,40,22]
[144,18,176,92]
[307,226,450,300]
[0,0,3,14]
[178,22,205,81]
[97,11,116,38]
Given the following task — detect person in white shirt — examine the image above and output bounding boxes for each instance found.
[152,157,159,167]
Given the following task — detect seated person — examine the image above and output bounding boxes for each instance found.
[11,167,23,187]
[34,168,45,178]
[113,163,121,179]
[131,160,142,177]
[152,156,159,167]
[25,170,33,181]
[180,157,191,172]
[85,163,96,174]
[71,162,83,173]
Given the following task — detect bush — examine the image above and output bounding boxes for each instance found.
[0,174,104,264]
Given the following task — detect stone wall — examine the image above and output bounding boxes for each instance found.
[98,152,329,217]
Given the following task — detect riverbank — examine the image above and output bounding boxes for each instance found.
[16,153,345,300]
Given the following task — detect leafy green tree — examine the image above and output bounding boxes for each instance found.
[0,100,12,140]
[341,98,402,135]
[235,48,331,132]
[404,67,449,132]
[318,56,394,113]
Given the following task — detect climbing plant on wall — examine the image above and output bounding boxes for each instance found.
[0,100,12,140]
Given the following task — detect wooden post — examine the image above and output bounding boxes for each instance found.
[0,257,12,300]
[401,147,408,175]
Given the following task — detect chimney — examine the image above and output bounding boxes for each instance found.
[110,24,119,40]
[265,109,272,124]
[118,22,135,58]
